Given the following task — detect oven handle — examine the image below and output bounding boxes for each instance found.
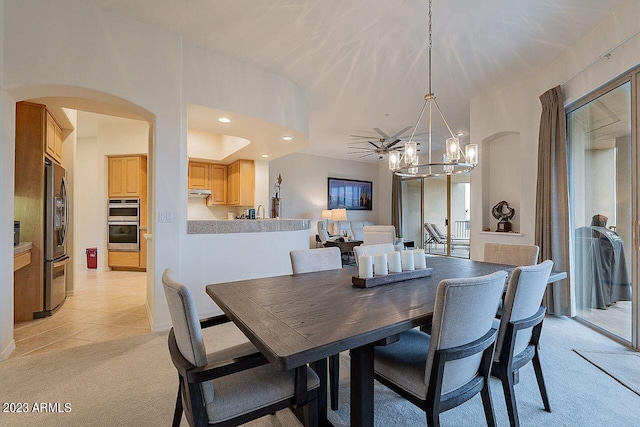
[108,221,140,226]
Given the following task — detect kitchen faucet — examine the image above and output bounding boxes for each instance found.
[257,205,265,219]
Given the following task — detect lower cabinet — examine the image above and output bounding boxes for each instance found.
[108,251,139,269]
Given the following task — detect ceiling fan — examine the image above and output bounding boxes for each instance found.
[347,126,422,159]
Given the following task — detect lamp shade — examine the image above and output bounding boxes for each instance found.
[321,209,332,220]
[331,208,347,221]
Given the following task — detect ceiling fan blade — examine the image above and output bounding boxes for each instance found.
[373,127,390,139]
[386,139,402,149]
[367,140,380,149]
[359,153,374,158]
[390,126,412,140]
[349,134,377,139]
[347,147,374,151]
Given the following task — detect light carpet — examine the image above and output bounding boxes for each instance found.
[574,350,640,396]
[1,317,639,426]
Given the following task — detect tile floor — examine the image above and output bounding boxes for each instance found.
[11,268,149,358]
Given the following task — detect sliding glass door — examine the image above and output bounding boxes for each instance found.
[567,71,637,346]
[401,173,471,258]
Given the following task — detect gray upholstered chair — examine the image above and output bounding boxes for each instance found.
[491,260,554,427]
[162,269,319,427]
[289,247,342,411]
[353,243,397,266]
[373,271,507,426]
[289,247,342,274]
[483,243,539,266]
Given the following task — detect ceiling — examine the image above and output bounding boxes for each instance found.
[78,0,626,163]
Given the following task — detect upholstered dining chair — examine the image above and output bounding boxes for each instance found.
[289,247,342,411]
[491,260,554,427]
[373,271,507,427]
[483,243,539,266]
[162,269,319,427]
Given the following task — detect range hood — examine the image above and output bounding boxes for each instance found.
[188,188,211,198]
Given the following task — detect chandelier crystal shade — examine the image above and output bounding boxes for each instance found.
[390,0,478,178]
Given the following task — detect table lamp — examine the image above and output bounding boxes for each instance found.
[331,208,347,236]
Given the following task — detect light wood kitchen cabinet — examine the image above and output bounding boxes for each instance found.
[227,160,255,206]
[108,155,146,198]
[108,250,139,269]
[45,111,63,164]
[208,164,228,206]
[188,161,210,190]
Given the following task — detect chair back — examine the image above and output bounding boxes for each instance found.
[483,243,539,266]
[363,225,396,245]
[290,247,342,274]
[430,223,447,240]
[317,221,330,243]
[350,221,365,241]
[353,243,396,266]
[425,271,507,394]
[425,223,445,244]
[162,269,208,368]
[494,260,553,361]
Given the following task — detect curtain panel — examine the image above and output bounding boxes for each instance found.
[391,173,402,237]
[535,86,574,316]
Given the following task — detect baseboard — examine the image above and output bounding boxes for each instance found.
[0,340,16,362]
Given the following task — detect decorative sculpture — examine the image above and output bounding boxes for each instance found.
[492,200,515,232]
[271,174,282,218]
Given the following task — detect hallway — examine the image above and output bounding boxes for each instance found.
[11,269,149,358]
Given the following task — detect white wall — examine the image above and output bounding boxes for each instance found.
[269,152,380,247]
[0,0,308,356]
[469,0,640,261]
[74,117,149,270]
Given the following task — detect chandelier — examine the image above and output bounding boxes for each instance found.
[389,0,478,178]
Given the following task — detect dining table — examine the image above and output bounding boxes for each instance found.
[205,256,567,427]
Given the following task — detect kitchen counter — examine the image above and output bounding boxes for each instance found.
[14,242,33,255]
[187,219,309,234]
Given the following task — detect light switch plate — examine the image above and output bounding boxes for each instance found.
[158,211,173,223]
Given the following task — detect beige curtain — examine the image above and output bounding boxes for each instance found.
[535,86,573,316]
[391,174,402,236]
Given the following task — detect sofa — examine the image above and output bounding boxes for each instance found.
[317,220,375,243]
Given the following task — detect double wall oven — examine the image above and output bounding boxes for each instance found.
[108,198,140,251]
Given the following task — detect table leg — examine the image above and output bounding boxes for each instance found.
[350,344,374,427]
[311,359,329,426]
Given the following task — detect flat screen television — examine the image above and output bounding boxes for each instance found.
[327,178,372,210]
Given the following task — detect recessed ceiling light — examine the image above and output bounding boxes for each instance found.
[218,117,231,123]
[282,136,293,141]
[261,154,270,158]
[456,131,465,137]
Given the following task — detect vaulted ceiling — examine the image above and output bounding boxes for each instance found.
[82,0,627,162]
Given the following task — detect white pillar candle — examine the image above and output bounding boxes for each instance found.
[413,249,427,269]
[387,251,402,273]
[373,253,388,276]
[358,255,373,279]
[401,250,415,271]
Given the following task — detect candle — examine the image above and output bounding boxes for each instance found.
[401,250,415,271]
[374,253,388,276]
[387,251,402,273]
[358,255,373,279]
[413,249,427,269]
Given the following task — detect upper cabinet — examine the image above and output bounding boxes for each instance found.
[227,160,255,207]
[45,111,63,164]
[108,155,147,200]
[188,162,209,190]
[209,164,228,206]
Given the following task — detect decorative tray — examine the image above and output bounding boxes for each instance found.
[352,267,433,288]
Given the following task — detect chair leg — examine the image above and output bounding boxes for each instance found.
[172,382,183,427]
[532,351,551,412]
[500,371,520,427]
[480,380,497,427]
[426,411,440,427]
[329,354,339,410]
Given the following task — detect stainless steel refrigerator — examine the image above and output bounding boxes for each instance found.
[43,159,69,315]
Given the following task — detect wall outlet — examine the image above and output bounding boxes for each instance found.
[158,211,173,223]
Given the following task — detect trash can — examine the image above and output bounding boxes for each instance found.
[86,247,98,269]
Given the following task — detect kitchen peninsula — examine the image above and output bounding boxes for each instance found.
[182,219,310,317]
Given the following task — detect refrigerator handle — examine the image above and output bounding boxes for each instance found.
[60,176,69,247]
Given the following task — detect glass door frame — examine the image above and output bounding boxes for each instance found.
[565,65,640,349]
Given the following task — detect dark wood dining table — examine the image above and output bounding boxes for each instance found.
[205,256,567,427]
